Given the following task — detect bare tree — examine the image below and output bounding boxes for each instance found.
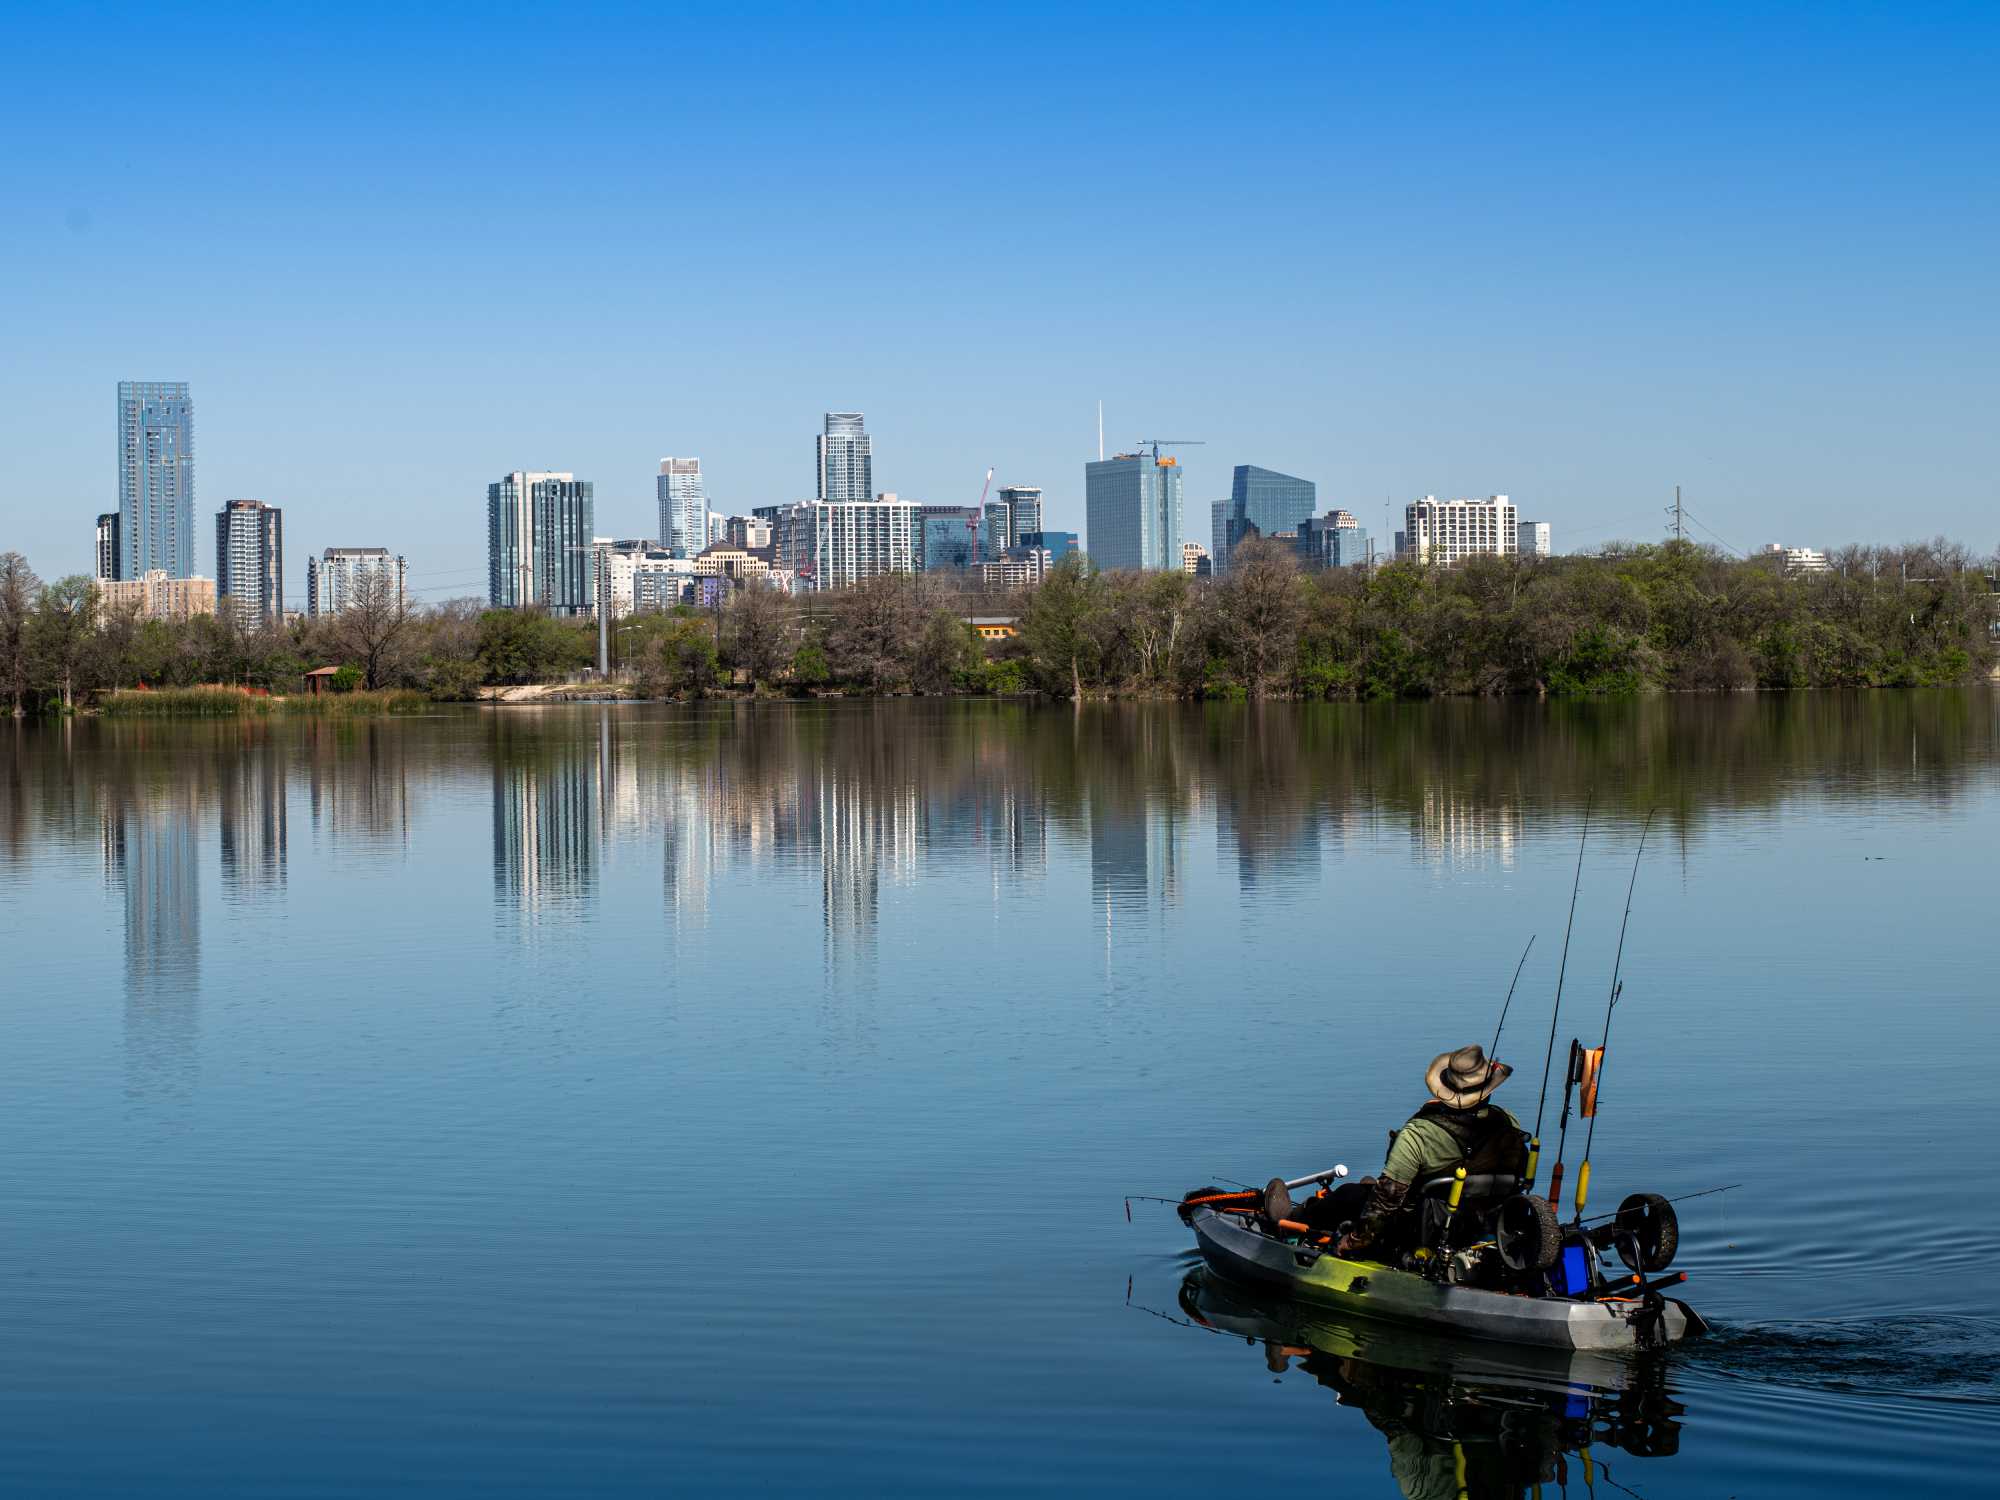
[0,552,39,715]
[722,583,794,685]
[827,574,926,693]
[1214,538,1306,696]
[330,568,415,689]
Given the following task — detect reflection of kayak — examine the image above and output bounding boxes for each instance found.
[1176,1268,1686,1499]
[1189,1205,1700,1352]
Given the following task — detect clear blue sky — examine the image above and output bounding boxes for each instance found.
[3,1,1995,598]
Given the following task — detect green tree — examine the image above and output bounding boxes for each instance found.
[26,575,100,711]
[1020,554,1105,699]
[0,551,40,715]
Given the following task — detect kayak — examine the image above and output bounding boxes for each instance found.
[1188,1204,1702,1352]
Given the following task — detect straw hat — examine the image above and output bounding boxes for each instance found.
[1425,1044,1512,1110]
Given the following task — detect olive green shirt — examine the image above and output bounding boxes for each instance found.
[1382,1105,1522,1188]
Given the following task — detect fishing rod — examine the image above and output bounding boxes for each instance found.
[1530,795,1592,1194]
[1571,810,1655,1223]
[1490,935,1537,1058]
[1574,1182,1740,1226]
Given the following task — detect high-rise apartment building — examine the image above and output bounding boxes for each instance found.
[95,513,121,582]
[118,381,194,579]
[487,471,596,614]
[656,458,707,557]
[772,498,918,590]
[996,485,1043,548]
[307,547,407,616]
[1520,521,1552,557]
[1085,452,1183,572]
[1212,464,1317,572]
[1402,496,1516,565]
[215,500,284,627]
[817,413,873,505]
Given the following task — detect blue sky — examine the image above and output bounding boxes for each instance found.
[3,1,1995,598]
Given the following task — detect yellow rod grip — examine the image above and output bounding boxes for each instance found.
[1574,1160,1592,1217]
[1526,1138,1540,1185]
[1446,1166,1467,1212]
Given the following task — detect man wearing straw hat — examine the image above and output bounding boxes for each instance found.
[1334,1044,1529,1261]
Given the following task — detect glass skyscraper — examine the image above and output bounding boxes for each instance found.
[118,381,194,578]
[1084,453,1182,572]
[817,413,872,505]
[656,457,707,557]
[1213,464,1316,571]
[996,485,1043,548]
[488,471,595,614]
[917,507,978,571]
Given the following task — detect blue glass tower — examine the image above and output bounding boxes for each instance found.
[118,381,194,578]
[1214,464,1315,571]
[1084,453,1183,572]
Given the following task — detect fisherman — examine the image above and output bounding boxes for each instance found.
[1334,1044,1528,1261]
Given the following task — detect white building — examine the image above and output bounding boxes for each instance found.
[772,498,919,590]
[597,539,696,616]
[1402,495,1518,565]
[976,549,1052,589]
[1519,521,1552,557]
[656,458,707,557]
[1762,543,1831,576]
[1181,541,1209,575]
[307,547,407,616]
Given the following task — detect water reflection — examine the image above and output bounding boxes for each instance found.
[4,693,1996,987]
[101,779,202,1100]
[1178,1269,1685,1499]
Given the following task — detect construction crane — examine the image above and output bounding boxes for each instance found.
[968,466,995,561]
[1134,439,1204,465]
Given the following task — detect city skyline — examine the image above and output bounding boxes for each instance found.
[8,7,1992,592]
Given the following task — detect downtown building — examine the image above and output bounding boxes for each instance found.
[1085,451,1183,572]
[656,458,707,557]
[817,413,873,505]
[487,471,595,614]
[1211,465,1316,573]
[773,497,919,590]
[1294,509,1371,570]
[1401,495,1517,565]
[216,500,284,627]
[995,485,1043,549]
[307,547,407,616]
[118,381,195,579]
[916,505,981,572]
[99,570,216,622]
[95,512,121,581]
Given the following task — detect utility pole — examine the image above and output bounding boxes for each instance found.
[1668,485,1685,543]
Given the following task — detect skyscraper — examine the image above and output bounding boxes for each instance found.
[215,500,284,627]
[95,512,121,582]
[1213,464,1316,572]
[487,472,595,614]
[118,381,194,579]
[656,458,707,557]
[996,485,1043,548]
[1084,452,1183,572]
[981,501,1010,560]
[771,498,918,590]
[817,412,872,505]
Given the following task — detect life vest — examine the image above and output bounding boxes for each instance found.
[1403,1100,1529,1178]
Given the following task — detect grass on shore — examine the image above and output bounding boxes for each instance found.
[99,686,436,717]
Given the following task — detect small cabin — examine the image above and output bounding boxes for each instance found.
[301,666,343,696]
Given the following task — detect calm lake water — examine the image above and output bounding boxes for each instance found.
[3,695,1996,1497]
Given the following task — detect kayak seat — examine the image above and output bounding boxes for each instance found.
[1417,1172,1522,1203]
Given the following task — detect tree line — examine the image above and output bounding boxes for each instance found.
[2,536,1995,714]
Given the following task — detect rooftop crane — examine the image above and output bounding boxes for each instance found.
[1134,439,1204,465]
[969,466,995,561]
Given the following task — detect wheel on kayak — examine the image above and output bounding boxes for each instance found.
[1495,1194,1563,1271]
[1614,1192,1679,1272]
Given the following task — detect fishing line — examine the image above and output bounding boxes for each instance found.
[1534,795,1592,1147]
[1578,809,1656,1176]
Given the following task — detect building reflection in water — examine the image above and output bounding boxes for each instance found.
[218,736,288,901]
[492,735,599,927]
[306,722,410,851]
[1417,785,1520,872]
[103,781,202,1101]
